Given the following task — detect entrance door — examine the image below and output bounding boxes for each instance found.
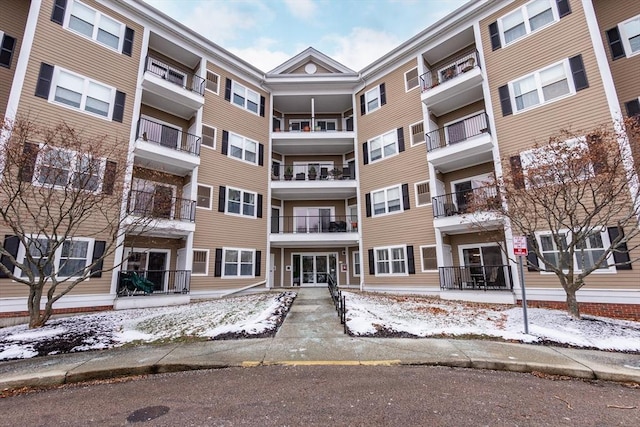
[293,253,335,287]
[124,249,169,292]
[269,253,276,287]
[461,245,504,287]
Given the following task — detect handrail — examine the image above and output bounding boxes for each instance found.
[272,163,355,181]
[439,265,513,291]
[137,118,201,156]
[432,186,499,218]
[127,189,196,222]
[419,49,480,92]
[117,269,191,296]
[273,215,358,234]
[144,55,205,96]
[426,113,490,152]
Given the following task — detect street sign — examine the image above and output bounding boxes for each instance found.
[513,235,528,257]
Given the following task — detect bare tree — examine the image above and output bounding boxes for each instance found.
[467,118,640,318]
[0,117,160,328]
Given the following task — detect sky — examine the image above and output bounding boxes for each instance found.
[142,0,469,72]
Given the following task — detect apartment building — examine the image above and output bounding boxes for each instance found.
[1,0,638,320]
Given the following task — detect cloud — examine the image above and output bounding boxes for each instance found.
[227,38,294,72]
[283,0,318,20]
[322,27,402,70]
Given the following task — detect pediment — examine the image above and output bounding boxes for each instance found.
[267,47,355,76]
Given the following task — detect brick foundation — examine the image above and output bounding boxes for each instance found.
[0,305,113,319]
[519,300,640,321]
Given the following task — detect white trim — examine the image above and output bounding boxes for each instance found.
[14,235,95,280]
[370,183,404,217]
[201,124,216,150]
[63,0,126,53]
[367,128,399,164]
[497,0,561,49]
[409,120,426,147]
[352,250,361,277]
[205,69,220,94]
[225,186,258,218]
[374,244,409,277]
[457,242,508,270]
[191,248,209,276]
[419,244,438,273]
[404,67,419,92]
[0,294,116,314]
[364,85,382,114]
[230,80,260,116]
[32,144,107,193]
[221,247,256,278]
[414,179,431,207]
[618,14,640,58]
[196,183,213,210]
[512,287,640,305]
[227,131,259,165]
[449,172,493,195]
[49,66,117,120]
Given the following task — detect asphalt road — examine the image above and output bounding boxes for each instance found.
[1,365,638,426]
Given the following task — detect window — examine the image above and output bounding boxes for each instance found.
[35,146,105,192]
[365,86,381,113]
[205,70,219,93]
[536,230,614,272]
[228,133,257,164]
[510,60,572,112]
[66,0,124,51]
[226,187,256,217]
[196,184,212,209]
[410,121,425,146]
[0,31,17,69]
[499,0,558,46]
[353,251,361,276]
[519,137,593,188]
[368,129,398,163]
[201,124,216,149]
[375,246,407,276]
[231,81,259,114]
[415,181,431,206]
[372,185,402,216]
[16,237,93,278]
[405,67,419,91]
[50,67,116,118]
[420,246,438,272]
[223,248,255,277]
[192,249,209,275]
[620,16,640,56]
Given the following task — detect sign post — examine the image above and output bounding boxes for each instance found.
[513,236,529,334]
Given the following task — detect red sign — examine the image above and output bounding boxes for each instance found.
[513,235,528,256]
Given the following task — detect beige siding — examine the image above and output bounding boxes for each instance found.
[289,61,334,74]
[435,100,486,128]
[0,0,30,118]
[139,105,189,131]
[280,248,349,287]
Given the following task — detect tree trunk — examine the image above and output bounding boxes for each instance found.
[565,289,581,319]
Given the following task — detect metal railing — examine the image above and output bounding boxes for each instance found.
[426,113,490,152]
[127,189,196,222]
[116,270,191,296]
[273,215,358,234]
[439,265,513,291]
[432,186,499,218]
[419,50,480,92]
[137,118,201,156]
[272,164,356,181]
[144,56,205,96]
[328,275,347,332]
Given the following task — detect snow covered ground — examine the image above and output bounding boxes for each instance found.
[1,290,639,362]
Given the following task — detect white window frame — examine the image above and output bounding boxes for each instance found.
[192,249,209,276]
[374,245,408,277]
[205,70,220,94]
[227,132,258,165]
[619,15,640,58]
[365,86,381,114]
[196,184,213,210]
[201,124,216,150]
[231,81,260,115]
[497,0,560,48]
[352,251,361,277]
[315,119,338,131]
[508,59,575,114]
[222,247,255,278]
[63,0,125,52]
[15,235,95,279]
[225,186,257,218]
[415,180,431,207]
[49,66,117,120]
[368,129,399,163]
[419,245,438,272]
[404,67,419,91]
[410,121,425,147]
[289,119,312,132]
[534,229,616,274]
[371,184,403,217]
[33,145,106,193]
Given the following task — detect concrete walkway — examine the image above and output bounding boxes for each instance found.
[1,288,640,390]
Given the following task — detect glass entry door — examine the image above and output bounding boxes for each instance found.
[461,245,504,287]
[124,249,169,292]
[293,253,336,287]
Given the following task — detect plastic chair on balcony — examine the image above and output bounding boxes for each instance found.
[295,172,305,181]
[320,167,329,180]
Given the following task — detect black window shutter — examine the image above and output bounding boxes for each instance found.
[368,249,375,275]
[0,235,20,278]
[221,130,229,155]
[257,194,263,218]
[362,142,369,165]
[509,155,525,189]
[255,250,261,277]
[112,90,126,122]
[526,235,539,271]
[214,248,223,277]
[498,84,512,116]
[0,35,16,69]
[365,193,372,217]
[218,186,226,212]
[625,99,640,117]
[90,240,106,278]
[224,78,232,101]
[379,83,386,106]
[606,27,625,61]
[402,183,410,211]
[607,227,632,269]
[489,21,501,50]
[102,160,117,195]
[259,95,265,117]
[397,127,405,153]
[51,0,67,25]
[122,27,134,56]
[35,63,54,99]
[556,0,571,18]
[19,142,39,182]
[258,143,264,166]
[360,94,366,115]
[407,245,415,275]
[569,55,588,92]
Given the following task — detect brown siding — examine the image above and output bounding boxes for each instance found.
[0,0,30,118]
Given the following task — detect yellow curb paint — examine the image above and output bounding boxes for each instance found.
[241,361,262,367]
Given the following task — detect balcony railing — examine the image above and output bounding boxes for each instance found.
[127,189,196,222]
[420,50,480,92]
[272,215,358,234]
[439,265,513,291]
[272,164,356,181]
[426,113,490,152]
[117,270,191,296]
[273,119,353,133]
[432,186,499,218]
[144,56,205,96]
[137,118,201,156]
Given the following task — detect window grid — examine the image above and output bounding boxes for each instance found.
[365,86,380,113]
[226,187,256,218]
[51,67,115,119]
[510,59,573,113]
[410,121,425,146]
[18,237,93,279]
[420,246,438,272]
[231,81,260,115]
[415,181,431,206]
[205,70,220,93]
[375,246,407,276]
[201,125,216,149]
[192,250,209,275]
[223,248,255,277]
[405,68,419,91]
[228,133,258,164]
[196,185,212,209]
[35,146,104,192]
[66,0,124,51]
[499,0,557,46]
[369,130,398,163]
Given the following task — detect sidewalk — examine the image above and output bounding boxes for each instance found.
[1,288,639,390]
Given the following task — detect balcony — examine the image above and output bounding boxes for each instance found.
[432,186,502,233]
[116,270,191,296]
[272,128,355,155]
[271,163,357,200]
[439,265,513,291]
[426,113,493,172]
[125,190,196,236]
[134,118,200,175]
[270,215,359,248]
[420,50,483,115]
